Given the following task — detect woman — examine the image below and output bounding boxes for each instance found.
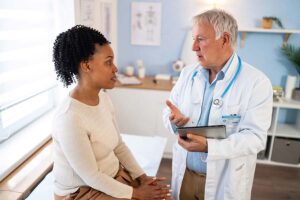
[52,25,171,200]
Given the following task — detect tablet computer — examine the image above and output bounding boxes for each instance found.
[177,125,226,140]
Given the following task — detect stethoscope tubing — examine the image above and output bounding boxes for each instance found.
[191,55,242,107]
[220,56,242,98]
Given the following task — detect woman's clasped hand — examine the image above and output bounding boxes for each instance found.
[132,176,172,200]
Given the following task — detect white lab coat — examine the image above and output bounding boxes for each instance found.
[163,54,273,200]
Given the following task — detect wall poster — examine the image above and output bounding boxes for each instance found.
[131,2,162,46]
[75,0,117,61]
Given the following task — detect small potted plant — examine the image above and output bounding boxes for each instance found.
[281,44,300,100]
[262,16,284,29]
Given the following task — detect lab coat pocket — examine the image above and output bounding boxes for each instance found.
[235,163,245,172]
[227,157,246,198]
[234,158,246,195]
[222,104,241,136]
[224,104,241,116]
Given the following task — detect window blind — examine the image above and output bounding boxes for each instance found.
[0,0,57,142]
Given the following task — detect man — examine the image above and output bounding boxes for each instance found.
[163,9,273,200]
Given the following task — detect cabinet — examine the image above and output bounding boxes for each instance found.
[258,99,300,167]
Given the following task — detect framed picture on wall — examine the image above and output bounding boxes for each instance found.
[78,0,96,27]
[74,0,118,63]
[131,2,162,46]
[99,2,112,41]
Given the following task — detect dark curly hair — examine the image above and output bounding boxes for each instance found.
[53,25,110,87]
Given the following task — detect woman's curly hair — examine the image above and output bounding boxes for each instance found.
[53,25,110,87]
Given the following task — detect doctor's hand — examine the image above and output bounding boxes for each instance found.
[178,133,208,152]
[166,100,189,127]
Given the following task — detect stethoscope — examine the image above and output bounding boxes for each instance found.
[191,55,242,108]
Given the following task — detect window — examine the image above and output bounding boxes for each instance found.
[0,0,58,142]
[0,0,75,181]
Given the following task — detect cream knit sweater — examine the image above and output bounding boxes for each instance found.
[52,91,144,199]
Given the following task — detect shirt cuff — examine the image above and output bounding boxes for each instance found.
[171,122,178,133]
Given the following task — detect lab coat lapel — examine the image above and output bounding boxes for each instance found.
[213,53,239,100]
[191,73,205,104]
[209,80,226,125]
[209,54,240,125]
[186,71,205,127]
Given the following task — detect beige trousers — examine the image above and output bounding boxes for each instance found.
[54,166,139,200]
[179,168,206,200]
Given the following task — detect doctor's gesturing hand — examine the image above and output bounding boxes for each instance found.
[166,100,189,127]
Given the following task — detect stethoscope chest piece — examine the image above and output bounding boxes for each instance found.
[213,98,223,108]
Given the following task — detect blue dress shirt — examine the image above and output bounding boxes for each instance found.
[186,55,233,174]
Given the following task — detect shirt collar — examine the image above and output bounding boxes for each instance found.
[219,53,235,79]
[199,53,235,84]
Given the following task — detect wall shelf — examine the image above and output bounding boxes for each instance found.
[275,124,300,139]
[273,99,300,109]
[238,28,300,48]
[257,159,300,168]
[267,130,273,136]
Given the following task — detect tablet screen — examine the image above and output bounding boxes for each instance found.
[177,125,226,139]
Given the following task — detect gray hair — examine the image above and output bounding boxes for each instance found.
[193,9,238,49]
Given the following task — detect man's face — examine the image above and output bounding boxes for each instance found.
[192,19,224,69]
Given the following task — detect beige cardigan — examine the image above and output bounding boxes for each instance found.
[52,91,144,199]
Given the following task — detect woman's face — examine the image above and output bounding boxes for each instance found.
[86,44,118,89]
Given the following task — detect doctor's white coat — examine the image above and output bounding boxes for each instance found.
[163,54,273,200]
